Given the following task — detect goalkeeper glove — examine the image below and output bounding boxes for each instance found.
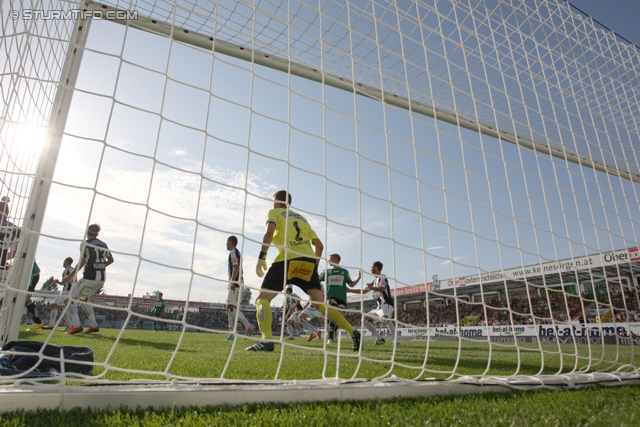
[256,252,268,277]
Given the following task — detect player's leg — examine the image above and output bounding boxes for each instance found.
[68,279,102,334]
[247,260,295,351]
[383,306,399,346]
[80,281,103,333]
[285,311,299,339]
[300,313,318,341]
[235,309,252,332]
[25,275,43,328]
[66,302,82,334]
[83,300,100,332]
[364,312,384,343]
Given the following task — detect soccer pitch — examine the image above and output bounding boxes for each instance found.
[2,327,639,425]
[16,326,640,382]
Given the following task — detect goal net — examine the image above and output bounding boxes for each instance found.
[1,0,640,409]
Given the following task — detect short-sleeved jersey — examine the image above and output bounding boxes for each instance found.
[154,298,165,315]
[62,265,74,291]
[227,248,243,286]
[0,219,20,266]
[81,238,111,281]
[266,208,318,262]
[285,293,303,313]
[320,267,353,302]
[372,275,393,308]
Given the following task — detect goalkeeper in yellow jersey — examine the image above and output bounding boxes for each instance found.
[247,190,360,352]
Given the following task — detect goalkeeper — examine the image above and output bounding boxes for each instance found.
[247,190,360,352]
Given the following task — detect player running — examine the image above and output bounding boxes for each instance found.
[61,224,114,335]
[225,235,254,340]
[247,190,360,352]
[354,261,399,346]
[319,253,361,344]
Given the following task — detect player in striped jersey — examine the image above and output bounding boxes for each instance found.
[225,235,253,340]
[352,261,399,346]
[49,256,74,329]
[60,224,114,335]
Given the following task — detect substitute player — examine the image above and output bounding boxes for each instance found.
[247,190,360,352]
[61,224,114,335]
[353,261,399,346]
[319,253,361,343]
[225,235,253,340]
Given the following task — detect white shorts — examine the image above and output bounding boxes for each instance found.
[53,289,69,306]
[366,304,394,321]
[226,286,240,306]
[300,305,324,320]
[287,310,302,323]
[70,278,104,299]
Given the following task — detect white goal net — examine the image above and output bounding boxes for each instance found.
[1,0,640,409]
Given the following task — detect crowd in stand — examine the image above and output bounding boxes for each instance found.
[28,286,640,331]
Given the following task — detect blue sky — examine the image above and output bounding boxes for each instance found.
[18,0,640,305]
[567,0,640,46]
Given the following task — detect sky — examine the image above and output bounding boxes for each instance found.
[4,0,640,307]
[567,0,640,46]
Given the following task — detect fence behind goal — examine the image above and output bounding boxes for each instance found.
[1,0,640,410]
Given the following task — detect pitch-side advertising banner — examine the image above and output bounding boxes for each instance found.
[360,322,640,345]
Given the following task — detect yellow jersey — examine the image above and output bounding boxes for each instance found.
[266,208,318,262]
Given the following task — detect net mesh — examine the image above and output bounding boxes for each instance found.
[0,0,639,391]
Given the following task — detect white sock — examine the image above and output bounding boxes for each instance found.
[365,320,383,340]
[62,307,72,326]
[235,309,251,329]
[68,302,80,327]
[83,303,98,328]
[301,318,317,334]
[228,309,236,331]
[287,323,294,337]
[49,308,58,325]
[385,319,396,337]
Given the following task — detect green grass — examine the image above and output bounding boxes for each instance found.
[4,327,640,423]
[0,385,639,426]
[15,326,640,382]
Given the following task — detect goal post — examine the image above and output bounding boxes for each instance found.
[1,0,640,411]
[0,12,92,345]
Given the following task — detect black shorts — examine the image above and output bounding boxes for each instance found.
[328,296,347,309]
[28,274,40,292]
[261,257,321,294]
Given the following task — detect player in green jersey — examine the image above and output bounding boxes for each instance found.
[319,253,361,343]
